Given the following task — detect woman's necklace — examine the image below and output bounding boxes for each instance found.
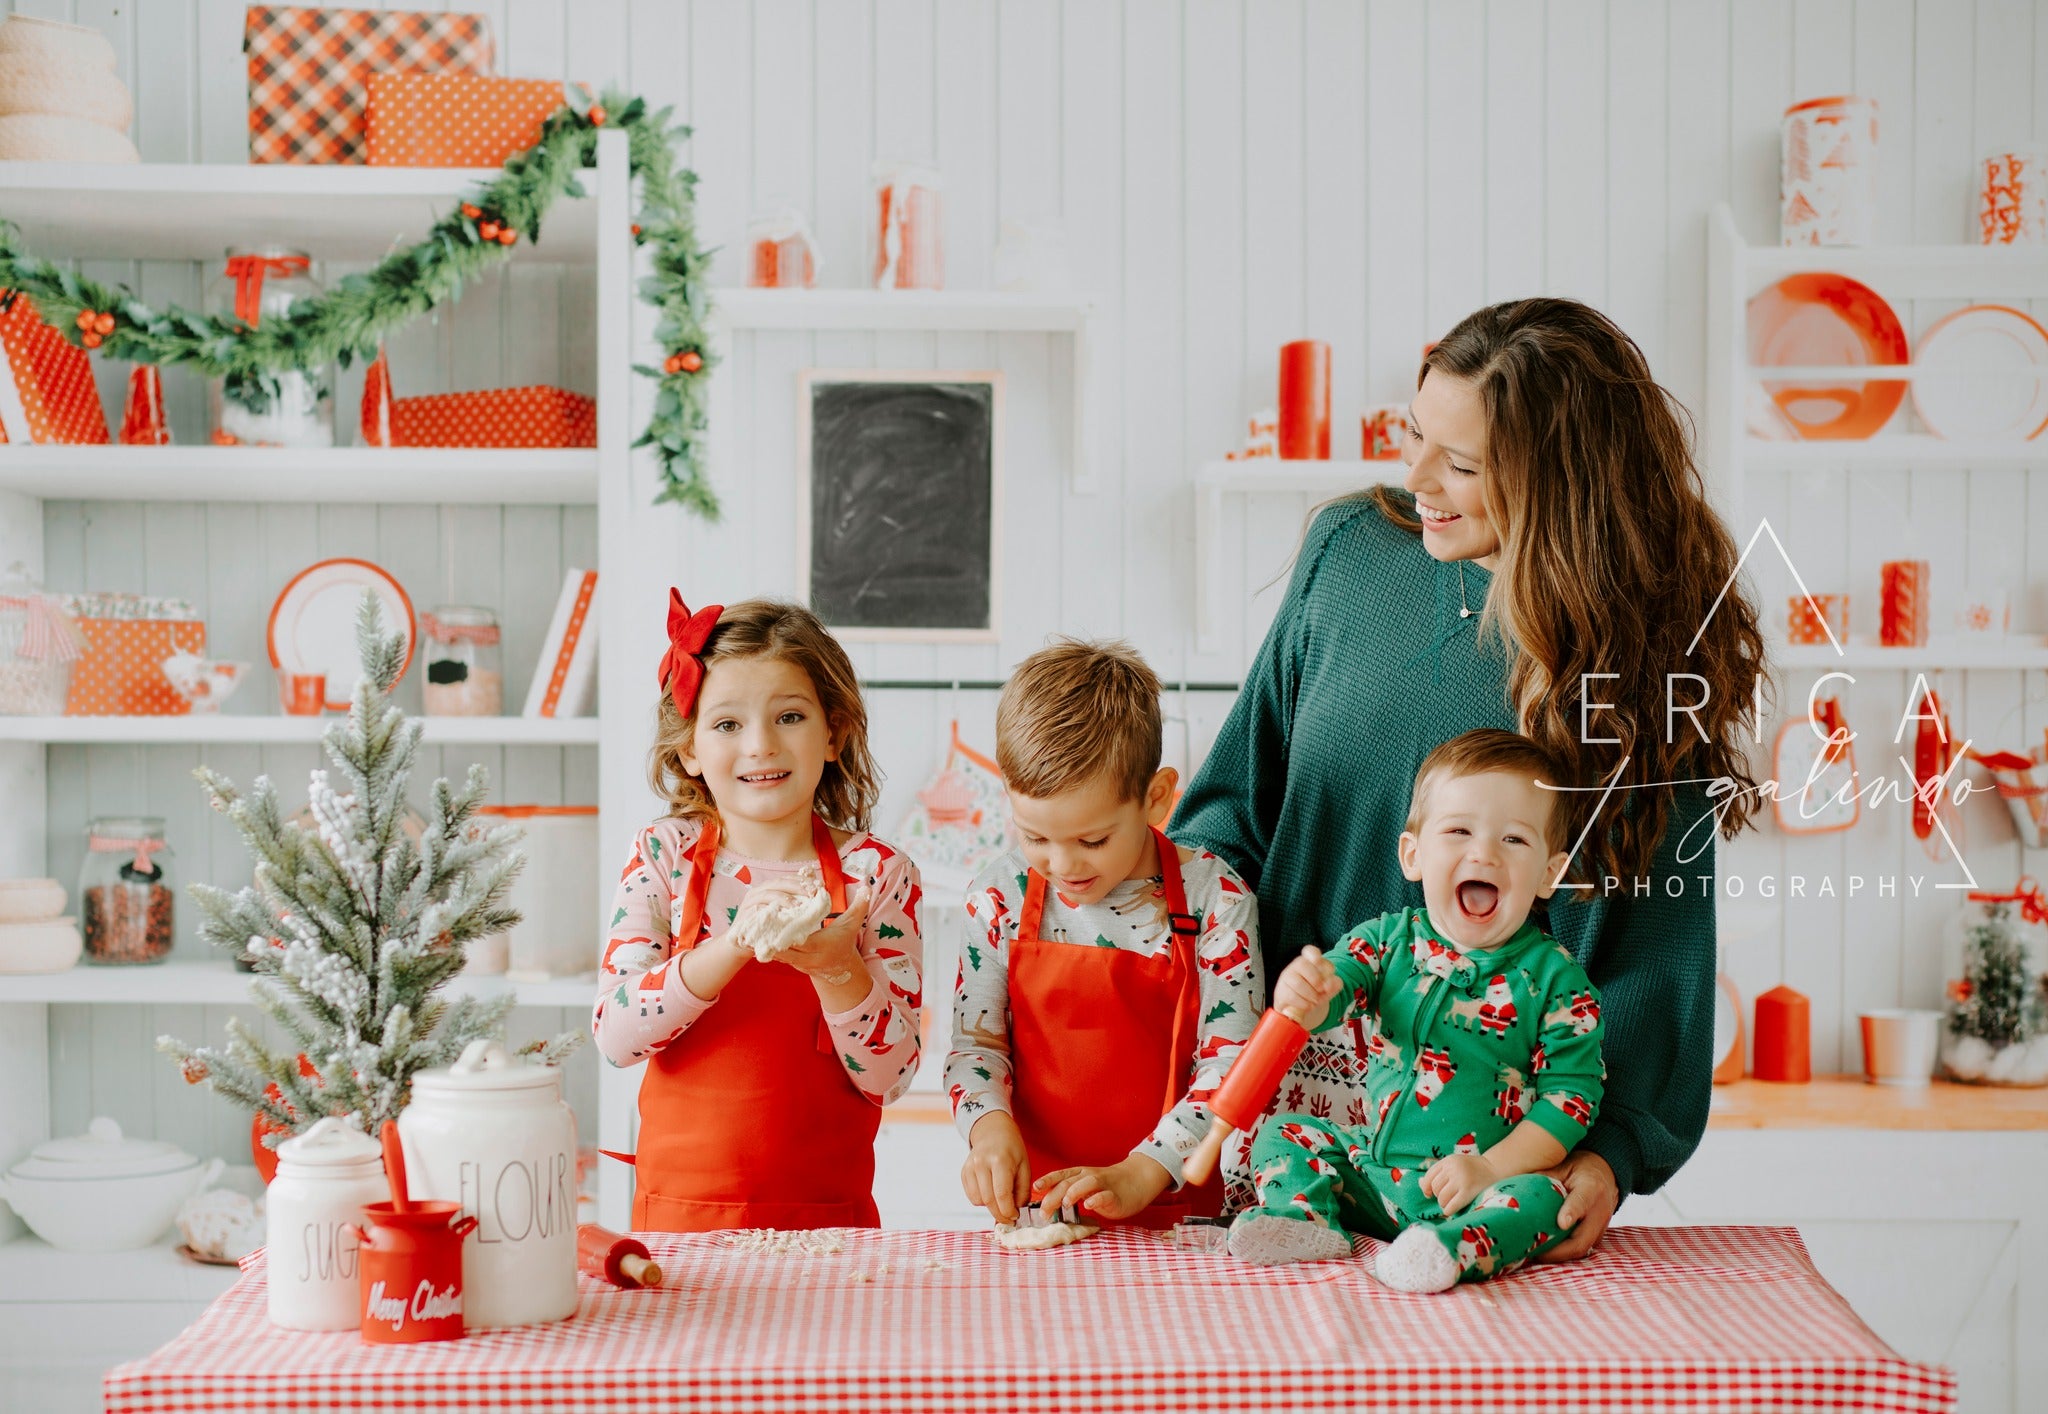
[1458,562,1473,619]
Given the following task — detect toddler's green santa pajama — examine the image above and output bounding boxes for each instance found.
[1239,907,1604,1286]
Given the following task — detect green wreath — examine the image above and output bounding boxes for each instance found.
[0,86,720,518]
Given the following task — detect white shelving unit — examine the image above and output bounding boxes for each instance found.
[706,285,1096,491]
[1770,638,2048,671]
[1704,203,2048,516]
[0,135,641,1325]
[0,447,597,504]
[1192,459,1407,646]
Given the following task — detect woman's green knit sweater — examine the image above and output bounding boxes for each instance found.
[1173,493,1717,1198]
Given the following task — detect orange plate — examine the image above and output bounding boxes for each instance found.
[1747,272,1908,439]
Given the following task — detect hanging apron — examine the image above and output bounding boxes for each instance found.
[1008,827,1222,1228]
[624,814,881,1232]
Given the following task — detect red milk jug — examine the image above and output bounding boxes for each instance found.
[355,1200,477,1343]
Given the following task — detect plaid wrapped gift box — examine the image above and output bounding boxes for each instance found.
[0,292,109,445]
[243,6,495,165]
[365,72,566,168]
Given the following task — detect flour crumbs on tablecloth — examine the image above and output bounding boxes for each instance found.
[718,1229,847,1256]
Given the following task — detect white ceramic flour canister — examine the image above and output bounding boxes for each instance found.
[266,1117,388,1331]
[398,1039,578,1328]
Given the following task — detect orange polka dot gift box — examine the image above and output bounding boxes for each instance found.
[364,72,567,169]
[57,594,205,717]
[360,353,595,449]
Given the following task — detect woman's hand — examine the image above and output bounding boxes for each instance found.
[1273,945,1341,1024]
[1534,1150,1618,1262]
[778,887,871,1009]
[1030,1154,1172,1222]
[961,1112,1032,1223]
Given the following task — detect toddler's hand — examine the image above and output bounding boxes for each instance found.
[961,1111,1031,1223]
[1031,1155,1171,1222]
[1420,1151,1500,1216]
[1274,945,1342,1024]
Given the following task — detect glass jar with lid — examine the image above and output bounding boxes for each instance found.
[206,246,335,448]
[1941,883,2048,1085]
[421,606,503,716]
[79,816,174,965]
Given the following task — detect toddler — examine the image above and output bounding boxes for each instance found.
[1229,728,1603,1290]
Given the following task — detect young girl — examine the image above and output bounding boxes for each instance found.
[592,594,924,1232]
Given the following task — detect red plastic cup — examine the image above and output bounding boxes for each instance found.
[1278,340,1331,460]
[279,671,326,715]
[356,1200,477,1344]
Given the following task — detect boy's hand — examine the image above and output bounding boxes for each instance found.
[961,1111,1031,1223]
[1030,1154,1172,1222]
[1420,1151,1500,1216]
[1274,945,1342,1024]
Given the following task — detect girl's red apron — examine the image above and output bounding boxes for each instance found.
[623,814,881,1232]
[1008,827,1223,1228]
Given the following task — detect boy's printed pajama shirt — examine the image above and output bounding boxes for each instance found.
[945,845,1265,1189]
[1248,906,1605,1282]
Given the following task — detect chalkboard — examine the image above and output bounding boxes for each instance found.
[798,370,1002,640]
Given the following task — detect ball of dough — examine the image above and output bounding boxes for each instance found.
[730,871,831,961]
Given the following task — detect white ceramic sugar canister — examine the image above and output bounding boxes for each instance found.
[398,1039,577,1328]
[266,1117,388,1330]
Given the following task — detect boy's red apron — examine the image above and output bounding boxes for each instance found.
[620,814,881,1232]
[1008,827,1222,1227]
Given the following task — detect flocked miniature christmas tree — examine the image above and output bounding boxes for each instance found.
[160,595,579,1145]
[1950,900,2038,1051]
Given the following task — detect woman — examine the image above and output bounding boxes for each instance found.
[1174,298,1765,1260]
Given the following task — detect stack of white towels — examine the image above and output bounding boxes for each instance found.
[0,878,81,973]
[0,15,138,163]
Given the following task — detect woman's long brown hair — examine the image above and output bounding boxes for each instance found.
[1369,297,1767,884]
[648,598,881,833]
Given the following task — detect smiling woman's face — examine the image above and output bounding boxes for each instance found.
[1402,368,1499,569]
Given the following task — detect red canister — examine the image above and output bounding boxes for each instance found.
[1277,340,1331,460]
[356,1200,478,1344]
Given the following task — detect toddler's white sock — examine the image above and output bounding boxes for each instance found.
[1226,1213,1353,1265]
[1373,1226,1461,1293]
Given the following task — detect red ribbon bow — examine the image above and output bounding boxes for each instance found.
[658,590,723,716]
[1969,875,2048,924]
[223,254,311,326]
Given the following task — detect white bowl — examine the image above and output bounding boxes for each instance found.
[0,52,133,129]
[0,1118,224,1252]
[0,877,64,922]
[0,917,81,972]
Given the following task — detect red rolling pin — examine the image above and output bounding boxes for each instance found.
[578,1224,664,1288]
[1181,997,1315,1186]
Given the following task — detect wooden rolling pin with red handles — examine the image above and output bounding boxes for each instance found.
[1182,986,1317,1186]
[578,1224,663,1288]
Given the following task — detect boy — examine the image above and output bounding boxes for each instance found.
[1229,728,1605,1291]
[947,638,1265,1228]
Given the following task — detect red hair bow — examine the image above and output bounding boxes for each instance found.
[658,589,723,716]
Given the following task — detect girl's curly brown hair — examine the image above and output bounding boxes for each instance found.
[648,598,881,833]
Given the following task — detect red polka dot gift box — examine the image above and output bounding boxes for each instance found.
[243,6,494,166]
[365,72,567,169]
[0,291,110,446]
[57,594,205,717]
[361,354,595,449]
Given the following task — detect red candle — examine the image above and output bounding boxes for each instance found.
[1277,340,1331,460]
[1752,985,1811,1083]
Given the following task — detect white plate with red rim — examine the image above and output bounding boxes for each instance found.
[1911,304,2048,441]
[267,558,415,711]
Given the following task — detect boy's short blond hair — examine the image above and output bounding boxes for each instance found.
[1406,728,1567,844]
[997,638,1162,803]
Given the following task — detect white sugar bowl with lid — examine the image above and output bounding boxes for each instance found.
[267,1117,389,1330]
[0,1117,223,1251]
[398,1039,577,1328]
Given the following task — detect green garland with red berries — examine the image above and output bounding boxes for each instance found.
[0,86,721,516]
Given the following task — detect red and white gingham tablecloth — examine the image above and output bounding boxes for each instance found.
[104,1225,1954,1414]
